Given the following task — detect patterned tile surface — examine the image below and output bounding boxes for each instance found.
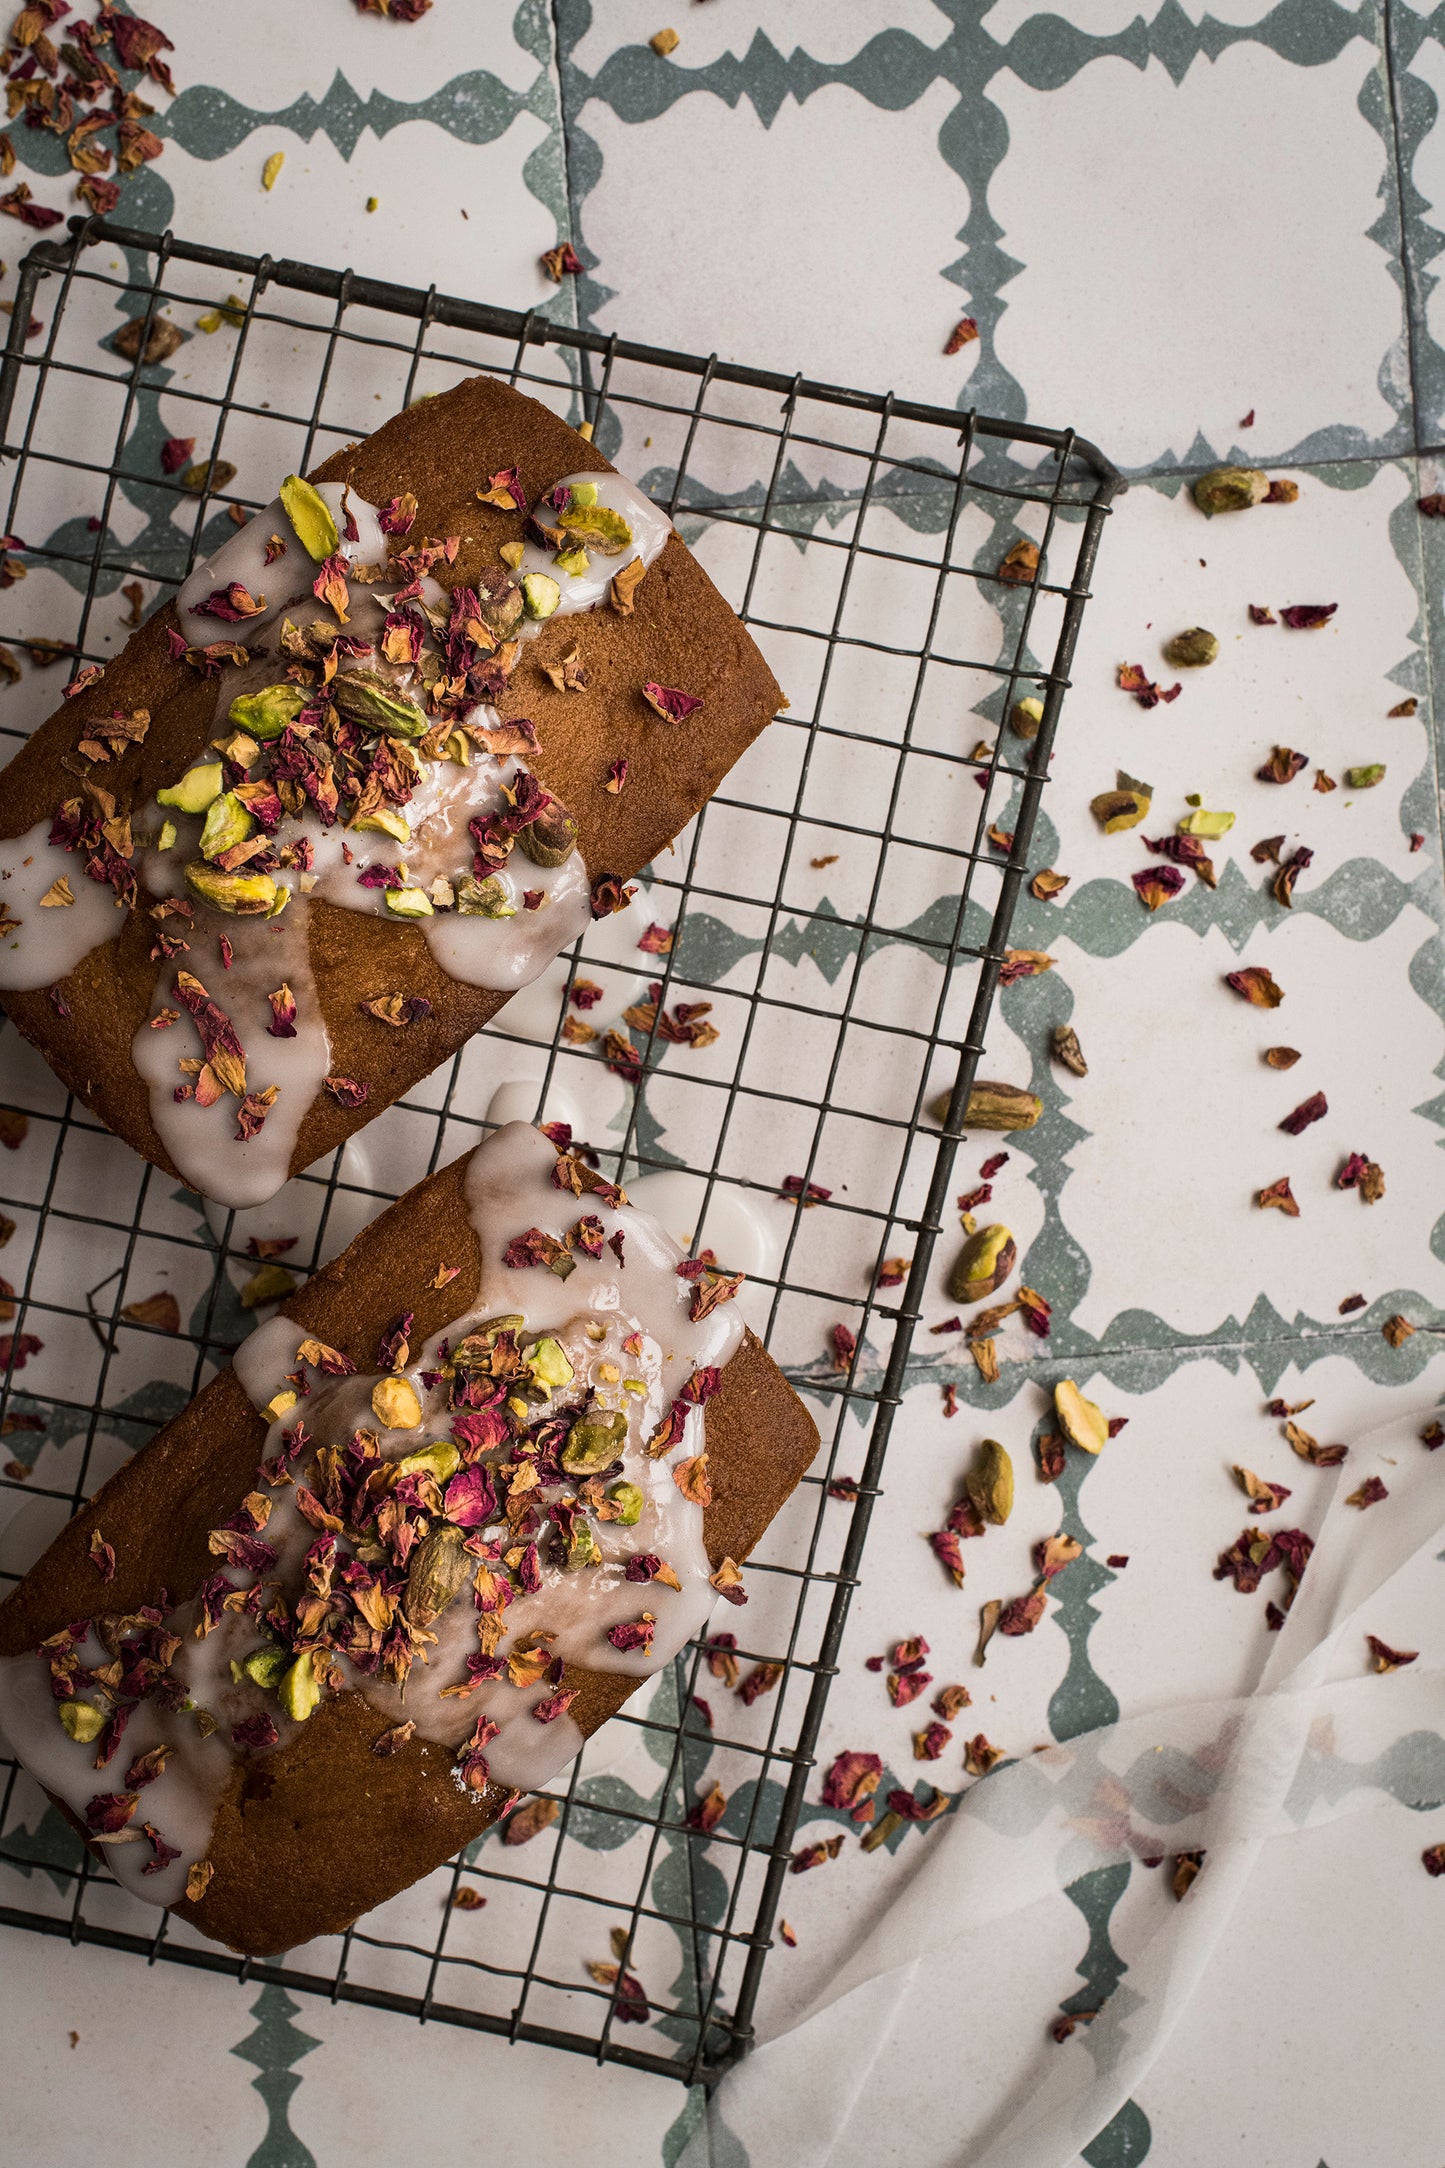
[2,4,1444,2164]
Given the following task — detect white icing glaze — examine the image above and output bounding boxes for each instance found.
[0,820,126,991]
[518,471,672,632]
[175,483,386,650]
[0,1124,742,1906]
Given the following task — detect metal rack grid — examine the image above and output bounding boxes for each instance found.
[0,216,1121,2087]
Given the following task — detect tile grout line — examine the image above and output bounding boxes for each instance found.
[1382,0,1429,457]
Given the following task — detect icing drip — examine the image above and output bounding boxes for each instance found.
[6,464,672,1207]
[0,819,125,991]
[0,1124,742,1907]
[175,483,386,651]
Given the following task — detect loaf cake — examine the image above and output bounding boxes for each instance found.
[0,1121,819,1956]
[0,375,782,1206]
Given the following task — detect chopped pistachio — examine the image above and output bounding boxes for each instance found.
[184,862,279,916]
[279,473,339,562]
[928,1080,1042,1131]
[521,572,561,621]
[228,683,307,740]
[554,544,590,577]
[1009,696,1044,740]
[608,1480,644,1525]
[278,1652,321,1722]
[261,1387,298,1423]
[528,1337,575,1391]
[1193,466,1268,515]
[456,873,515,918]
[372,1376,424,1430]
[330,670,428,736]
[352,806,411,844]
[261,151,285,192]
[199,791,255,862]
[241,1644,289,1690]
[499,539,525,569]
[1054,1378,1109,1454]
[59,1699,107,1745]
[1090,774,1152,832]
[157,761,224,816]
[384,886,434,919]
[157,819,177,852]
[562,1410,629,1474]
[1177,807,1235,838]
[1345,764,1386,789]
[516,804,579,868]
[392,1441,461,1485]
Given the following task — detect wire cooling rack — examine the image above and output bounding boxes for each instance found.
[0,216,1120,2086]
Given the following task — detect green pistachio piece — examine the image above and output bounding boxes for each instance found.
[1345,764,1386,789]
[1055,1378,1109,1454]
[330,670,428,737]
[521,572,561,621]
[1163,626,1219,668]
[279,473,339,561]
[157,761,224,816]
[1090,771,1152,832]
[607,1479,644,1526]
[157,819,177,851]
[392,1440,461,1485]
[264,885,291,921]
[947,1222,1017,1305]
[1178,807,1235,838]
[528,1336,575,1392]
[553,544,590,577]
[199,789,256,862]
[456,873,516,918]
[241,1644,290,1691]
[569,481,598,507]
[1192,467,1268,516]
[384,886,434,919]
[562,1409,629,1475]
[1009,696,1045,740]
[277,1652,322,1723]
[228,683,307,741]
[557,502,633,554]
[516,803,579,869]
[965,1439,1015,1526]
[566,1520,601,1571]
[59,1698,107,1744]
[185,861,279,915]
[351,806,411,844]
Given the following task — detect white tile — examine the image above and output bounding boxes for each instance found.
[988,41,1404,465]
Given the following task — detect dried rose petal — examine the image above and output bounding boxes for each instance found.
[964,1734,1004,1777]
[1256,746,1308,784]
[1225,966,1284,1007]
[1257,1177,1299,1217]
[822,1750,882,1811]
[1346,1475,1388,1510]
[1366,1634,1418,1673]
[789,1835,845,1873]
[1132,866,1185,912]
[641,682,703,724]
[1280,603,1337,630]
[1336,1152,1385,1203]
[943,316,979,355]
[1279,1092,1327,1136]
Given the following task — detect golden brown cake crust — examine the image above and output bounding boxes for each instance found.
[0,374,782,1184]
[0,1150,818,1955]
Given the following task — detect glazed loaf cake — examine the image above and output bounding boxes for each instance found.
[0,1122,818,1956]
[0,374,782,1207]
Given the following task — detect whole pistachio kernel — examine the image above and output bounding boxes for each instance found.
[528,1337,575,1392]
[948,1223,1017,1305]
[1054,1378,1109,1454]
[1010,696,1045,740]
[392,1440,460,1485]
[279,472,339,561]
[184,862,279,915]
[521,572,562,621]
[199,790,255,862]
[278,1651,322,1722]
[371,1375,424,1430]
[1163,627,1219,668]
[384,886,434,919]
[965,1438,1015,1526]
[58,1699,107,1745]
[331,670,428,737]
[608,1479,644,1525]
[456,873,516,918]
[516,803,579,869]
[157,761,224,816]
[1192,466,1269,516]
[562,1409,629,1474]
[403,1523,471,1627]
[228,683,307,741]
